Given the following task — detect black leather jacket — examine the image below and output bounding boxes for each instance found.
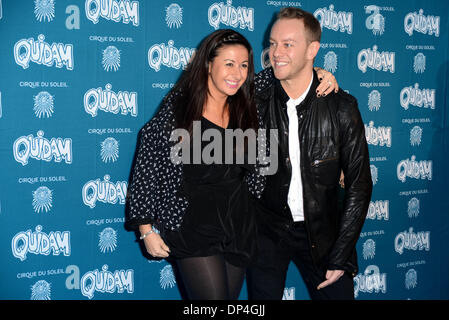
[254,68,372,275]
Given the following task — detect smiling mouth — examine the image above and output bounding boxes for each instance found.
[225,80,239,88]
[274,61,288,67]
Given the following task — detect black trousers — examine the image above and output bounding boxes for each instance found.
[246,222,354,300]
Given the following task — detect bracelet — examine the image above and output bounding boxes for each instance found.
[139,229,154,240]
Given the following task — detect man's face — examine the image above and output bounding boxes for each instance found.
[269,18,313,82]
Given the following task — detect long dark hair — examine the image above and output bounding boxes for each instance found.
[171,29,258,133]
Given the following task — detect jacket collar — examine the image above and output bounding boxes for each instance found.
[274,69,320,111]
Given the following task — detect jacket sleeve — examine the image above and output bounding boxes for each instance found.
[327,93,373,271]
[125,99,176,230]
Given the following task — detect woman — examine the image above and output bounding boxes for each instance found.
[126,29,337,300]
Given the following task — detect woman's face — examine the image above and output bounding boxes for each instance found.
[207,44,249,100]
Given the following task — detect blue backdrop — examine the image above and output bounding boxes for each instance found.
[0,0,448,300]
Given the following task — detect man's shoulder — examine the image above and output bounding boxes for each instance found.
[324,89,358,111]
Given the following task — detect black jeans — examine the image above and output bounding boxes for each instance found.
[246,222,354,300]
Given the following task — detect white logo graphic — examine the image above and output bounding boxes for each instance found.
[365,5,385,35]
[85,0,139,26]
[370,164,378,185]
[34,0,55,22]
[394,227,430,254]
[362,239,376,260]
[101,137,119,163]
[14,34,74,70]
[367,200,389,220]
[208,0,254,31]
[357,46,395,73]
[414,53,426,73]
[82,175,127,208]
[102,46,120,72]
[323,51,338,73]
[282,287,295,300]
[99,227,117,253]
[160,265,176,289]
[84,84,138,117]
[368,90,381,112]
[404,9,439,37]
[407,197,420,218]
[410,126,422,146]
[81,264,134,299]
[166,3,182,28]
[397,155,432,182]
[31,280,51,300]
[314,5,352,34]
[34,91,54,118]
[32,186,53,213]
[405,269,418,289]
[13,130,73,166]
[400,83,435,110]
[365,121,391,147]
[354,265,387,298]
[148,40,195,72]
[11,225,71,261]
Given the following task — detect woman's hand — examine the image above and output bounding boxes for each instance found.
[314,67,339,97]
[139,224,170,258]
[143,232,171,258]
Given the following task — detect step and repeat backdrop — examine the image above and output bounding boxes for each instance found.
[0,0,448,300]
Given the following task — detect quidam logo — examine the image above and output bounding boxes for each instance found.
[148,40,195,72]
[353,265,387,298]
[394,227,430,254]
[80,264,134,299]
[84,84,138,117]
[11,225,71,261]
[85,0,139,26]
[404,9,439,37]
[397,155,432,182]
[82,175,127,208]
[365,121,391,147]
[400,83,435,110]
[314,4,353,34]
[357,45,395,73]
[14,34,74,70]
[367,200,389,220]
[208,0,254,31]
[13,130,73,166]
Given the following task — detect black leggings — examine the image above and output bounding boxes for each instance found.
[176,255,245,300]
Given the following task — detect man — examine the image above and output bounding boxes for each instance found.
[248,7,373,300]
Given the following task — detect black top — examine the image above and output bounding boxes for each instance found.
[163,117,257,267]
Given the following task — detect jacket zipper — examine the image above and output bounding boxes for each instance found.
[311,156,338,167]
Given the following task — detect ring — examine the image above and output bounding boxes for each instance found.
[328,80,332,86]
